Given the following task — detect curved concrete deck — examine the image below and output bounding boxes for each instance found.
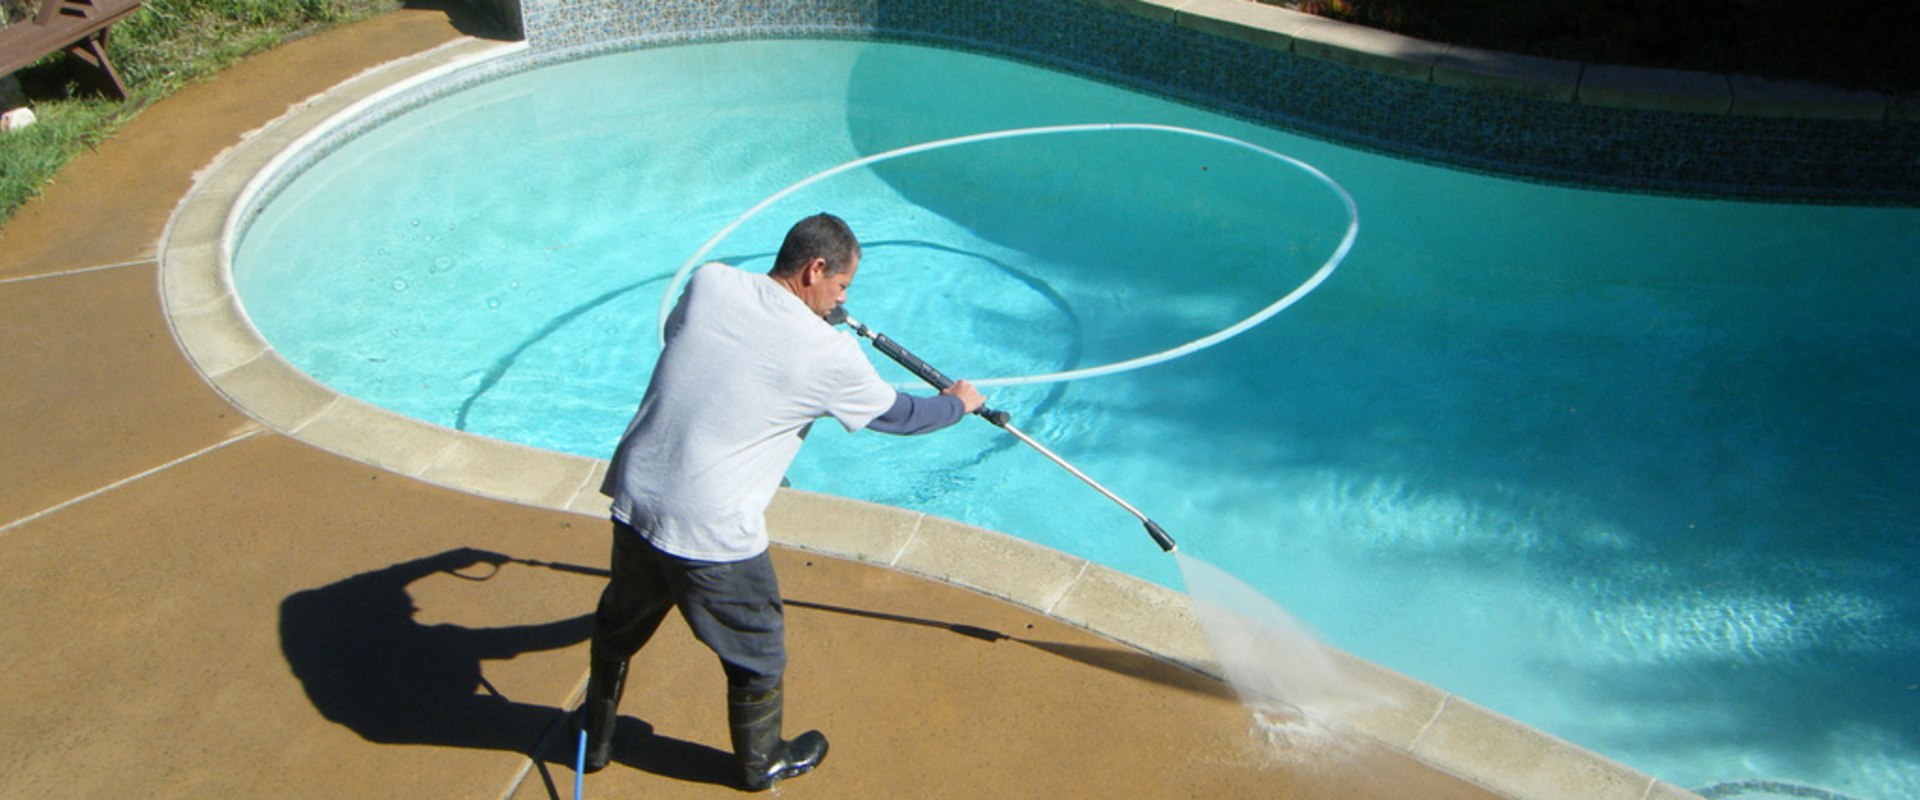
[3,7,1696,800]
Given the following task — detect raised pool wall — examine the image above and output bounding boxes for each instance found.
[504,0,1920,205]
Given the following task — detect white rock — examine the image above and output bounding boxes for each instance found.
[1,106,36,132]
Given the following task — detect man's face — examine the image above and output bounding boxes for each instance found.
[801,255,859,318]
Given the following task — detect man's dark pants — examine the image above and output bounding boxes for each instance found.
[590,519,787,694]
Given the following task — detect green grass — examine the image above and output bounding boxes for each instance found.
[0,99,126,214]
[1,0,38,26]
[1,0,397,222]
[113,0,392,93]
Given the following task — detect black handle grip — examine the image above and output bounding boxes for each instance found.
[872,334,1011,428]
[873,333,952,389]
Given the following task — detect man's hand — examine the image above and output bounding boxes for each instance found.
[943,380,986,414]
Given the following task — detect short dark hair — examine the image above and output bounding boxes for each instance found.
[770,213,861,277]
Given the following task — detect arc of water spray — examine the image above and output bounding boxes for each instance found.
[663,123,1360,388]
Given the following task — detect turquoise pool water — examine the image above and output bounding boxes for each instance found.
[234,39,1920,799]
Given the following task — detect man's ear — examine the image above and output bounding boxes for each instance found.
[802,257,828,285]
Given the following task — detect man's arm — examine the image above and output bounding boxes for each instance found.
[865,377,985,435]
[868,391,963,435]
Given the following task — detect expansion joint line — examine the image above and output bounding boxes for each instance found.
[1044,560,1093,616]
[495,670,591,800]
[1407,693,1451,751]
[886,512,929,569]
[0,258,158,286]
[0,428,261,536]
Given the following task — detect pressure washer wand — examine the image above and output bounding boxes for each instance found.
[827,305,1176,553]
[511,557,611,578]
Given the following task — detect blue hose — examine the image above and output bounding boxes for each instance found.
[573,725,587,800]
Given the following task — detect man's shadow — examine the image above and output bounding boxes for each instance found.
[277,547,735,789]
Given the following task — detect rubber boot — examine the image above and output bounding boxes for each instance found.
[727,682,828,791]
[581,658,627,773]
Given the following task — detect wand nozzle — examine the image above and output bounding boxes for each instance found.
[827,305,1175,553]
[1144,520,1177,553]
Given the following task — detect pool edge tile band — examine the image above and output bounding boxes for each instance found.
[158,34,1705,800]
[517,0,1919,205]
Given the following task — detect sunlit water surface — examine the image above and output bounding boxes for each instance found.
[234,40,1920,799]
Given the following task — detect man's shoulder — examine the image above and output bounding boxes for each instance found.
[692,261,742,284]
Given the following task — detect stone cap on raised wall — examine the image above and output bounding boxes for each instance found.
[1089,0,1909,121]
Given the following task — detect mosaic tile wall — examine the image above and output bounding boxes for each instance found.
[523,0,1920,204]
[456,0,1920,203]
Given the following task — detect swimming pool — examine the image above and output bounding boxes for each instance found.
[231,39,1920,799]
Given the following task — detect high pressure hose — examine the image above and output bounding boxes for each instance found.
[662,123,1359,389]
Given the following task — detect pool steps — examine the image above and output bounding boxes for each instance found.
[160,34,1708,800]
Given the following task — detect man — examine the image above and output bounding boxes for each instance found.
[584,213,985,790]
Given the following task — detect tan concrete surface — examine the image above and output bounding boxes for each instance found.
[0,263,252,524]
[533,549,1505,800]
[0,7,1513,800]
[0,433,604,798]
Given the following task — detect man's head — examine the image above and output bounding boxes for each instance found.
[768,213,862,317]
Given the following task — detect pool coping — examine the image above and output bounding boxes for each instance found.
[157,34,1702,800]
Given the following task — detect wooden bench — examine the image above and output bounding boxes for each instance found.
[0,0,146,98]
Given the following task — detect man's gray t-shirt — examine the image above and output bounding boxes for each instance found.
[602,262,896,562]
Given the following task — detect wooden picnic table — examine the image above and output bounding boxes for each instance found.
[1,0,146,98]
